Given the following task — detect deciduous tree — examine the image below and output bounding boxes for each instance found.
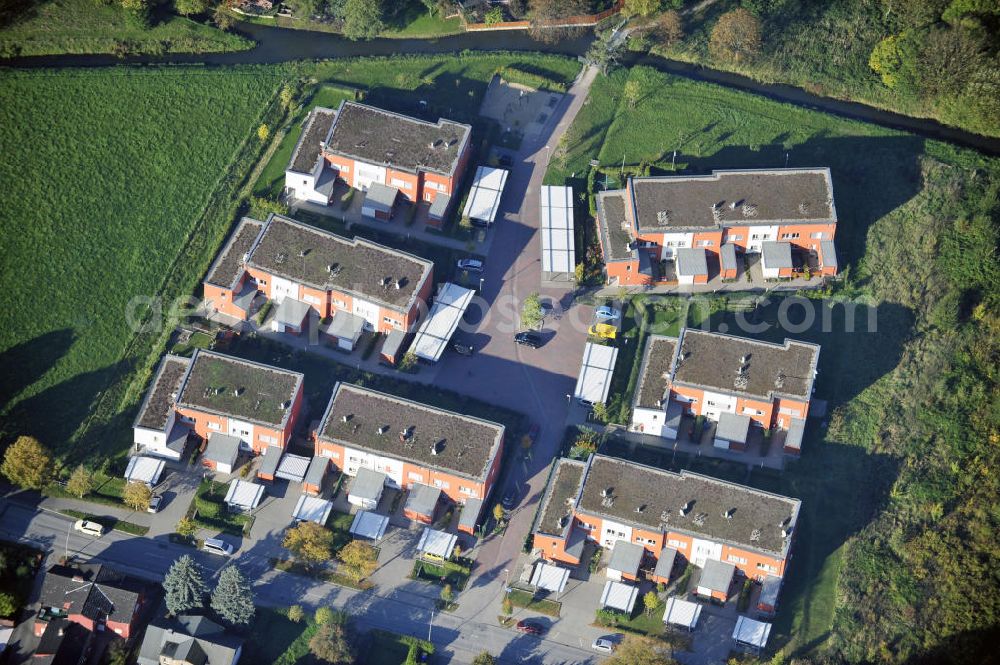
[211,566,255,625]
[528,0,587,44]
[122,481,152,511]
[624,0,660,17]
[315,606,335,625]
[164,555,205,616]
[0,592,17,617]
[472,652,497,665]
[283,521,334,570]
[440,583,453,604]
[342,0,384,40]
[709,8,762,63]
[520,292,544,329]
[493,503,505,522]
[643,590,660,615]
[309,620,352,664]
[656,10,683,47]
[605,634,673,665]
[288,604,305,622]
[257,123,270,142]
[623,78,642,109]
[66,465,94,499]
[336,540,377,583]
[174,0,211,16]
[1,436,52,490]
[175,517,198,539]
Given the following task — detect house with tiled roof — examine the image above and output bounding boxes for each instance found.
[202,214,433,340]
[630,329,820,454]
[138,615,244,665]
[133,349,304,462]
[595,168,839,286]
[533,455,800,596]
[315,383,505,532]
[34,564,146,640]
[284,102,472,226]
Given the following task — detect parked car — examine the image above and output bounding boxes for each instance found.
[516,619,546,636]
[147,494,163,514]
[514,331,543,348]
[592,638,616,653]
[588,323,617,340]
[202,538,234,556]
[498,154,513,168]
[501,486,518,510]
[73,520,104,537]
[456,258,484,273]
[595,306,621,321]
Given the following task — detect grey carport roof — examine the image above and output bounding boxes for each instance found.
[676,247,708,276]
[716,412,751,444]
[761,241,793,268]
[654,547,678,579]
[698,558,736,593]
[349,467,386,502]
[405,483,441,517]
[607,541,644,576]
[204,433,240,466]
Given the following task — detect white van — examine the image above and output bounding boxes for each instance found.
[202,538,234,556]
[73,520,104,537]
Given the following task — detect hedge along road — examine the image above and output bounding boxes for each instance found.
[3,19,999,155]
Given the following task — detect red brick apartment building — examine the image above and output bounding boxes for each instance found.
[133,349,304,461]
[314,383,505,533]
[533,455,800,599]
[284,101,472,214]
[595,168,839,286]
[202,213,433,341]
[630,329,819,454]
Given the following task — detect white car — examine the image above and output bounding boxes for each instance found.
[456,258,484,273]
[73,520,104,537]
[147,495,163,514]
[202,538,234,556]
[592,638,617,653]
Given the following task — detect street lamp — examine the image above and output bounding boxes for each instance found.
[503,568,511,592]
[428,609,435,641]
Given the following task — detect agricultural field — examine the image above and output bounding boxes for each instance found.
[548,64,1000,661]
[0,65,286,459]
[0,0,252,57]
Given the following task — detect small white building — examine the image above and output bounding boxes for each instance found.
[539,185,576,280]
[462,166,508,226]
[733,616,772,654]
[663,597,703,631]
[284,107,338,205]
[349,510,390,542]
[600,580,638,614]
[411,282,475,363]
[573,342,619,407]
[760,241,793,279]
[529,562,570,594]
[675,247,708,285]
[348,467,386,510]
[292,495,333,525]
[416,528,457,560]
[124,456,165,488]
[224,479,265,512]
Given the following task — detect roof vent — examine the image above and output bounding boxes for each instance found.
[430,440,444,455]
[799,202,810,215]
[275,252,287,264]
[782,527,793,538]
[298,249,309,258]
[679,501,692,516]
[341,414,352,423]
[635,504,647,514]
[381,276,392,289]
[723,508,736,520]
[775,370,786,389]
[214,387,225,396]
[565,496,575,506]
[750,528,761,542]
[281,400,292,410]
[729,201,738,210]
[327,263,341,275]
[558,515,569,528]
[712,201,723,211]
[656,210,671,225]
[742,203,758,218]
[601,495,615,508]
[740,354,750,364]
[399,426,414,443]
[394,278,405,290]
[779,517,791,528]
[242,252,251,263]
[233,387,244,397]
[601,487,614,498]
[378,425,389,435]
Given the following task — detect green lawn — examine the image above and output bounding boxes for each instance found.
[366,629,434,665]
[245,608,318,665]
[507,588,561,617]
[190,479,250,535]
[0,0,252,57]
[548,65,1000,661]
[57,508,148,536]
[0,66,285,461]
[381,2,464,38]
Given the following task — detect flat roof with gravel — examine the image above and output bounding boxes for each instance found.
[318,383,504,483]
[630,168,835,231]
[595,191,634,262]
[674,329,819,400]
[576,455,800,556]
[205,218,265,289]
[247,214,432,312]
[536,458,586,537]
[134,355,191,431]
[634,336,678,410]
[176,350,302,428]
[324,101,471,176]
[288,107,337,175]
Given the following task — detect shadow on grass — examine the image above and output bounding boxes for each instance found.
[0,328,75,414]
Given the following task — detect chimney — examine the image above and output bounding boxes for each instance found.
[723,508,735,520]
[678,500,692,516]
[341,414,351,423]
[378,425,389,435]
[395,279,404,290]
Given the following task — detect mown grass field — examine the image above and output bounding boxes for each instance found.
[0,65,286,458]
[0,0,252,57]
[548,65,1000,661]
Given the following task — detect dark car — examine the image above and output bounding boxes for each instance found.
[516,619,546,636]
[501,486,518,510]
[514,331,543,348]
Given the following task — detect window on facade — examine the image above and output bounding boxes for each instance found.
[780,233,800,240]
[811,232,825,239]
[460,486,475,496]
[668,539,687,549]
[751,234,760,240]
[208,423,220,431]
[698,240,714,247]
[729,234,743,241]
[728,555,747,565]
[303,294,320,305]
[756,562,777,572]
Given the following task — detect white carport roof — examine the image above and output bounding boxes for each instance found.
[412,282,474,362]
[573,343,619,404]
[462,166,508,224]
[416,528,457,559]
[292,495,333,524]
[350,510,390,541]
[530,562,570,593]
[663,597,702,630]
[600,580,638,613]
[539,185,575,274]
[733,616,772,649]
[124,456,165,487]
[276,453,311,482]
[224,479,265,511]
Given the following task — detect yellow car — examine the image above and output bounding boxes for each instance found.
[588,323,617,340]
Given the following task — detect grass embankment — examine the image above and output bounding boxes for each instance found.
[507,589,561,617]
[57,508,148,536]
[0,65,285,461]
[0,0,252,57]
[232,0,463,39]
[548,64,1000,662]
[641,0,999,138]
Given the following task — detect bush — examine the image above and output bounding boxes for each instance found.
[497,66,567,92]
[287,604,304,622]
[315,606,335,625]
